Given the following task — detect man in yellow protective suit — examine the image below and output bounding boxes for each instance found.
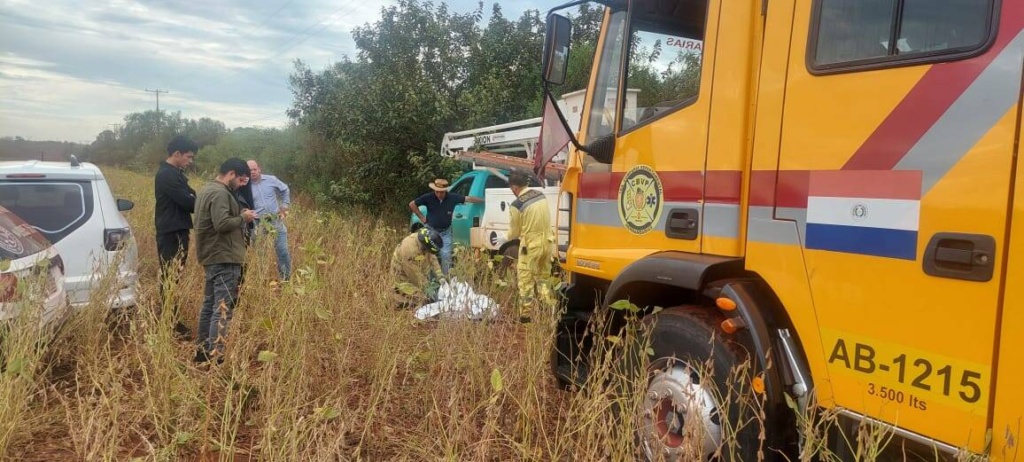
[391,227,444,306]
[506,169,556,323]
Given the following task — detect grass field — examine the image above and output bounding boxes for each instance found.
[0,167,650,461]
[0,168,974,461]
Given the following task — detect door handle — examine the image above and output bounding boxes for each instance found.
[454,214,465,219]
[923,232,996,282]
[665,208,699,240]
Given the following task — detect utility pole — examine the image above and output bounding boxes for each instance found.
[146,88,168,134]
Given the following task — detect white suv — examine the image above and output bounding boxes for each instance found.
[0,158,139,309]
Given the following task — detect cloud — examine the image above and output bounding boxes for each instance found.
[0,51,291,142]
[0,0,394,141]
[0,0,535,142]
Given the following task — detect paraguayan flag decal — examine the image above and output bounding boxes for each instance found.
[804,170,922,261]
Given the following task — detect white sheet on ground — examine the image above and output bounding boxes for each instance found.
[414,278,500,321]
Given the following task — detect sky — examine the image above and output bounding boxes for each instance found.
[0,0,538,143]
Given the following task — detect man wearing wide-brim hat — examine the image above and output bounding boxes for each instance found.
[408,177,483,275]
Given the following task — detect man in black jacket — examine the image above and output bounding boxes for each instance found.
[155,135,198,338]
[234,175,255,290]
[235,175,255,247]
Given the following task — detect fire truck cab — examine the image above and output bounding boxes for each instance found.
[538,0,1024,460]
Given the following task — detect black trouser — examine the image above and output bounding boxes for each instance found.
[156,230,190,316]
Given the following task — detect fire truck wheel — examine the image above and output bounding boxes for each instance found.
[627,305,760,462]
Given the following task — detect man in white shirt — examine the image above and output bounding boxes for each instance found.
[247,159,293,281]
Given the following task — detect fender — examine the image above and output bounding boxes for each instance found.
[601,252,805,453]
[602,251,744,307]
[708,278,807,455]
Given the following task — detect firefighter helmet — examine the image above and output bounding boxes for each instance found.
[418,227,442,254]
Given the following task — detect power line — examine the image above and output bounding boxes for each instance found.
[145,88,169,132]
[125,3,360,130]
[262,3,359,61]
[145,88,169,113]
[235,0,298,43]
[186,1,360,102]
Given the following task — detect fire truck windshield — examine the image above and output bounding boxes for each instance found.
[584,10,627,144]
[584,2,709,141]
[621,24,704,131]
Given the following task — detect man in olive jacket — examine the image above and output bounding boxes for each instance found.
[193,158,256,363]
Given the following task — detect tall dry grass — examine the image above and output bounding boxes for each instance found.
[0,168,973,461]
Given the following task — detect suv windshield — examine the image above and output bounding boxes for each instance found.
[0,181,94,244]
[0,206,52,260]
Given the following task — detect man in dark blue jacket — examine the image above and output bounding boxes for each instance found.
[154,135,198,339]
[408,178,483,275]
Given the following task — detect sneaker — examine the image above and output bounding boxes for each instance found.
[193,349,223,365]
[173,321,194,341]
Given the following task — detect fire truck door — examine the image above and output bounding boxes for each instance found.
[991,37,1024,460]
[775,0,1024,453]
[603,2,719,256]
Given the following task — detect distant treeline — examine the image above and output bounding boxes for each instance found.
[0,137,86,162]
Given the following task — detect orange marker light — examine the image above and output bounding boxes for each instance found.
[752,376,765,394]
[721,316,746,334]
[716,297,737,311]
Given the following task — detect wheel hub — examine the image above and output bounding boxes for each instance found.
[637,361,723,461]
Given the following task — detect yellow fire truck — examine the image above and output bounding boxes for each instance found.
[535,0,1024,460]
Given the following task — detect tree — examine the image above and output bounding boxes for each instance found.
[287,0,489,208]
[87,129,133,166]
[627,39,703,108]
[185,117,227,147]
[460,4,544,128]
[120,110,163,150]
[286,1,606,211]
[81,110,232,168]
[548,4,604,99]
[75,1,611,218]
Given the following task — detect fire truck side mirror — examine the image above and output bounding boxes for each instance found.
[542,14,571,86]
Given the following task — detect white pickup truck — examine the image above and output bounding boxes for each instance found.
[471,182,565,264]
[426,117,574,269]
[409,163,568,268]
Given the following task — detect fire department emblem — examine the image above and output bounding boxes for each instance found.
[618,165,663,235]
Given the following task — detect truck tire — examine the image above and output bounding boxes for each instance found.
[622,305,762,462]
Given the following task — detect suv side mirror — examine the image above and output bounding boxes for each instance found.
[117,198,134,212]
[542,14,571,85]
